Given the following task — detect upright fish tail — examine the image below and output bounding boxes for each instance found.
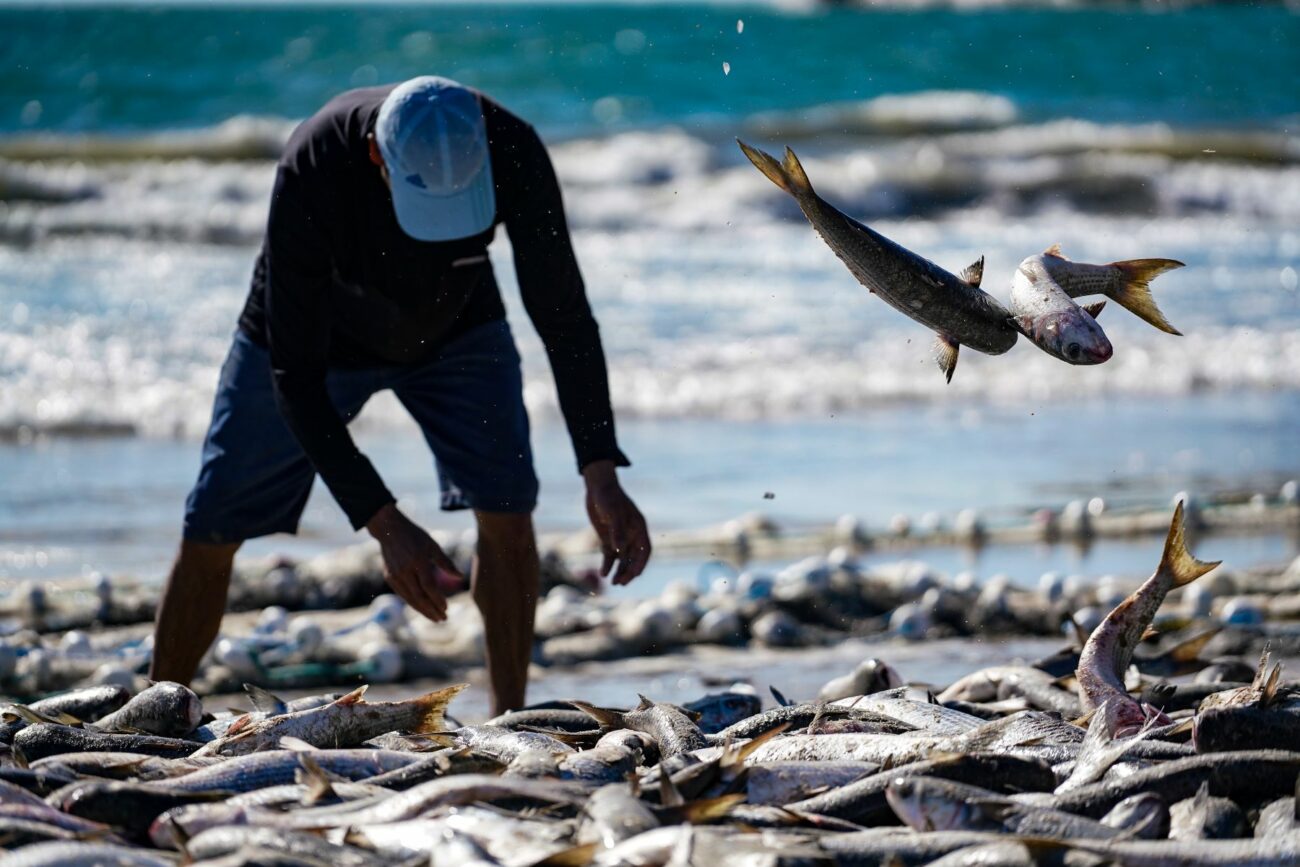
[411,683,468,735]
[568,700,625,728]
[781,147,814,196]
[1109,259,1184,335]
[1159,501,1221,588]
[736,139,814,199]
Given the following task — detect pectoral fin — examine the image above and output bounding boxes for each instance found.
[933,334,960,384]
[1082,300,1106,319]
[960,256,984,287]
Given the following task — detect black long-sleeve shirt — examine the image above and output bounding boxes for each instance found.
[237,85,628,530]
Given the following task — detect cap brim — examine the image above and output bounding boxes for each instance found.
[391,157,496,242]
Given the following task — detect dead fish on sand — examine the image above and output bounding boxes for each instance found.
[738,139,1018,382]
[1076,502,1221,735]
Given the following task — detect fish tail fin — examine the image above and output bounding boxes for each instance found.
[569,700,625,728]
[781,147,814,196]
[1159,502,1221,588]
[663,793,747,824]
[411,683,469,735]
[1109,259,1184,335]
[736,139,814,199]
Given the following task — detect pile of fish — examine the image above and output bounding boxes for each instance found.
[4,505,1300,865]
[738,140,1183,382]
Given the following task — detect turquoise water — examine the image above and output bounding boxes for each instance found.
[0,2,1297,588]
[3,5,1297,134]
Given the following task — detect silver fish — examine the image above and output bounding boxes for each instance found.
[738,139,1018,383]
[1076,503,1220,735]
[193,683,465,757]
[1040,243,1184,334]
[1009,253,1113,365]
[93,681,204,738]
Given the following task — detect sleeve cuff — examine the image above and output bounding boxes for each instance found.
[577,447,631,474]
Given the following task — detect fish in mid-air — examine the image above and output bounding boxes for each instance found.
[737,139,1018,383]
[1010,253,1115,365]
[1038,243,1184,334]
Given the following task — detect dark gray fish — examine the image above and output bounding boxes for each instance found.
[152,748,421,793]
[1168,782,1249,840]
[1101,792,1170,840]
[578,783,659,848]
[0,766,80,797]
[787,754,1056,824]
[683,692,763,735]
[93,682,203,739]
[451,725,575,764]
[745,761,879,806]
[573,695,706,758]
[1042,750,1300,818]
[886,776,1121,839]
[184,826,389,867]
[818,829,1024,867]
[13,723,199,762]
[714,702,915,741]
[31,686,131,723]
[738,139,1018,383]
[50,779,229,842]
[486,708,601,733]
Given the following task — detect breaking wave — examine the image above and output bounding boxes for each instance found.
[1,90,1297,441]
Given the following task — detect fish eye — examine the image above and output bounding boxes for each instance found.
[1066,342,1081,359]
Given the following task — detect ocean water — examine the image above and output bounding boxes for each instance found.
[1,3,1297,588]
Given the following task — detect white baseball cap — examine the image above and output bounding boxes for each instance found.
[374,76,496,242]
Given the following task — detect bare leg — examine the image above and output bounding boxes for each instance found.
[471,511,539,716]
[150,539,240,685]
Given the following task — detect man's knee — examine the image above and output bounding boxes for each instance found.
[175,538,242,575]
[474,510,536,548]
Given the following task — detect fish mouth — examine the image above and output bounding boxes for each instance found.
[1089,342,1114,363]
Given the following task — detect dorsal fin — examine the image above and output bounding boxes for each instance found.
[960,256,984,287]
[635,695,654,711]
[1044,243,1068,260]
[1083,300,1106,319]
[225,713,255,736]
[334,685,369,706]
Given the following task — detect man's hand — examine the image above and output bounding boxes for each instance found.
[366,503,463,622]
[583,460,651,586]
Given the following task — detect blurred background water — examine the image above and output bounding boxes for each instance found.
[1,1,1297,589]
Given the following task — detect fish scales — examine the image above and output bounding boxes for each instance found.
[184,826,389,867]
[12,723,199,761]
[194,683,464,756]
[1041,750,1300,818]
[714,703,915,740]
[829,695,985,735]
[787,754,1056,823]
[149,748,420,793]
[237,774,585,830]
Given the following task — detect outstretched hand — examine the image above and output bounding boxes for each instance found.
[366,503,463,622]
[583,461,651,586]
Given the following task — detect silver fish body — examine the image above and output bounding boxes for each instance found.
[1077,503,1220,735]
[1009,254,1113,365]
